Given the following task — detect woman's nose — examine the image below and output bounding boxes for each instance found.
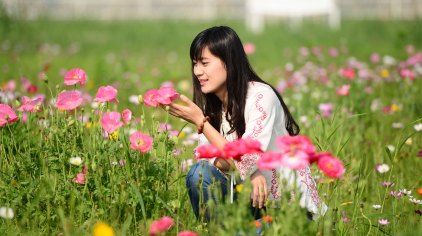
[193,65,203,76]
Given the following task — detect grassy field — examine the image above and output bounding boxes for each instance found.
[1,16,422,236]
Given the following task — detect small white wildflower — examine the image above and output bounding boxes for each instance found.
[391,122,404,129]
[399,189,411,195]
[91,102,100,109]
[69,157,83,166]
[181,126,193,134]
[376,164,390,173]
[299,116,308,124]
[409,197,422,204]
[372,204,381,209]
[414,123,422,132]
[128,95,140,105]
[0,207,14,219]
[387,145,395,153]
[383,55,396,65]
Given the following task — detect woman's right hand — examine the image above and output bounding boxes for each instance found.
[167,95,204,126]
[214,158,235,172]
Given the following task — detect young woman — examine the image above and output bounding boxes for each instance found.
[167,26,326,224]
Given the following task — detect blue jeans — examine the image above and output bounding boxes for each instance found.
[186,160,228,222]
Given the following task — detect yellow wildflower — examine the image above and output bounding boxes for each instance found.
[93,222,114,236]
[379,69,390,78]
[109,130,119,141]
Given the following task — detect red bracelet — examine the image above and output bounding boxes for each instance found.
[197,116,210,134]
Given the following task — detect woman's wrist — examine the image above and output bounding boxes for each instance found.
[197,116,210,134]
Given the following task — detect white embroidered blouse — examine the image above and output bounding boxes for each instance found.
[196,81,327,216]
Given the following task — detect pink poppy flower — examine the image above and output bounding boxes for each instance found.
[336,84,350,96]
[2,80,16,91]
[158,123,172,132]
[144,89,160,107]
[319,103,334,118]
[130,131,153,153]
[257,151,282,170]
[370,53,380,63]
[400,69,415,80]
[317,155,345,178]
[72,166,87,185]
[329,48,338,57]
[340,68,355,80]
[101,112,123,134]
[54,90,83,111]
[0,104,19,127]
[94,85,119,103]
[149,216,174,236]
[18,96,44,112]
[280,150,310,170]
[155,86,179,105]
[276,135,316,157]
[195,144,221,159]
[223,138,262,161]
[122,109,132,124]
[64,68,87,87]
[243,42,256,55]
[21,77,38,94]
[308,151,334,164]
[178,231,198,236]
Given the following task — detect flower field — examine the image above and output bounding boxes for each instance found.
[1,19,422,235]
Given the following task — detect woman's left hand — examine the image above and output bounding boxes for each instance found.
[250,170,268,208]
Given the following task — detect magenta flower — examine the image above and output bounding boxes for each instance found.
[418,150,422,157]
[21,77,38,94]
[0,104,19,127]
[243,42,256,55]
[340,68,355,79]
[336,84,350,96]
[257,151,282,170]
[319,103,334,118]
[101,112,123,133]
[370,53,380,63]
[158,123,172,132]
[54,90,83,111]
[400,69,415,80]
[329,48,338,57]
[72,166,87,185]
[144,89,160,107]
[122,109,132,124]
[280,150,310,170]
[64,68,87,87]
[94,85,119,103]
[130,131,153,153]
[317,155,345,178]
[18,96,44,112]
[149,216,174,236]
[276,135,316,157]
[195,144,221,159]
[155,86,180,105]
[309,151,334,164]
[222,138,262,161]
[3,80,16,91]
[178,231,198,236]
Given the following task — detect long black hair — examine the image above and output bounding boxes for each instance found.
[190,26,299,137]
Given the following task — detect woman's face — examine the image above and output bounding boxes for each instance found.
[193,47,227,100]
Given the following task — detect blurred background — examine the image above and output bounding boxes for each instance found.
[2,0,422,21]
